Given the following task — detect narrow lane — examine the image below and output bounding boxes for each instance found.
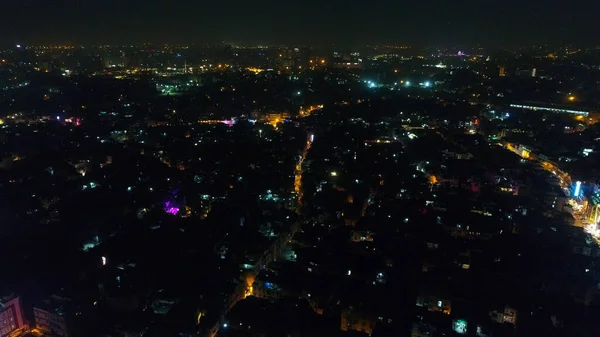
[205,134,313,337]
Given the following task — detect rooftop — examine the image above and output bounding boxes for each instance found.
[35,295,71,316]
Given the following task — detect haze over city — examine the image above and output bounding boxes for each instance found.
[2,0,599,46]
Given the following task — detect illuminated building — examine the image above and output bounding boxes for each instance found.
[452,319,468,335]
[250,111,290,127]
[587,191,600,223]
[499,66,506,77]
[415,292,453,315]
[340,310,376,336]
[0,294,25,336]
[34,295,70,337]
[292,47,311,70]
[299,104,323,117]
[489,307,517,325]
[249,280,283,300]
[333,53,362,69]
[275,49,294,71]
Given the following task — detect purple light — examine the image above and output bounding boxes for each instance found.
[166,207,180,215]
[164,201,180,215]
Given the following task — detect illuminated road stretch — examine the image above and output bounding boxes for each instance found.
[502,142,600,240]
[205,134,313,337]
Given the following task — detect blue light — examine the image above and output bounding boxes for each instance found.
[265,282,272,288]
[424,81,431,87]
[574,181,582,197]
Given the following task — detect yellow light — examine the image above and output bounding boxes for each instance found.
[429,175,438,184]
[394,69,398,73]
[0,119,4,125]
[321,59,325,64]
[568,96,575,101]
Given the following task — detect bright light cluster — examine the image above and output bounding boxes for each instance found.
[164,201,180,215]
[585,223,600,239]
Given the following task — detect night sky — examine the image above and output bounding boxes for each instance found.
[1,0,598,46]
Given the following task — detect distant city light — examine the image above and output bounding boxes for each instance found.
[310,134,314,142]
[101,256,107,266]
[424,81,431,87]
[331,171,338,177]
[405,81,410,86]
[16,44,21,48]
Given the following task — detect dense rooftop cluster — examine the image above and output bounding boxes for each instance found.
[1,44,600,337]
